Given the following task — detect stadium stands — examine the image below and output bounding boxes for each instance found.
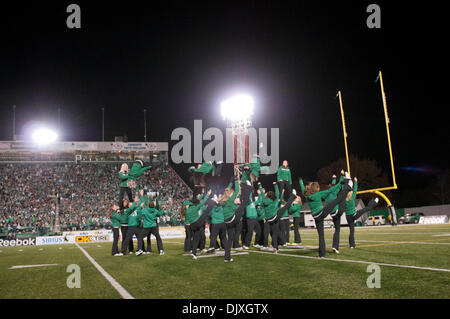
[0,162,192,238]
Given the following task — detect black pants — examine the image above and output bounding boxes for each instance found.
[243,218,259,247]
[264,219,280,249]
[313,181,352,257]
[200,225,206,250]
[241,217,247,245]
[293,217,302,243]
[256,220,265,245]
[118,187,133,207]
[209,222,231,260]
[279,218,290,245]
[139,227,163,252]
[233,221,243,248]
[190,199,216,256]
[345,198,378,248]
[278,180,292,201]
[332,213,341,250]
[112,227,120,255]
[263,193,296,248]
[210,224,225,249]
[121,226,140,254]
[184,225,192,251]
[120,225,134,253]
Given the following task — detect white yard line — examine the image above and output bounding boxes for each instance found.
[248,250,450,273]
[75,242,134,299]
[9,264,59,269]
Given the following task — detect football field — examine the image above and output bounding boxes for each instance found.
[1,224,450,299]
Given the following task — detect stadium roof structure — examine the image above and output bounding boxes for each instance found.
[0,141,168,152]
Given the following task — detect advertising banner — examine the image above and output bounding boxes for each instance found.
[0,237,36,247]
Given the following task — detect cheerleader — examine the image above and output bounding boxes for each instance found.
[188,164,205,199]
[119,199,135,254]
[277,160,292,201]
[183,190,212,259]
[288,196,303,245]
[260,182,297,253]
[118,163,133,207]
[110,204,122,256]
[242,192,262,249]
[299,172,353,258]
[207,197,232,261]
[345,177,379,248]
[127,160,151,189]
[136,200,166,256]
[323,171,345,253]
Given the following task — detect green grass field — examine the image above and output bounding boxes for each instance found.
[1,224,450,299]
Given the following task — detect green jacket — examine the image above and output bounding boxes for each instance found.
[111,210,122,228]
[323,175,344,213]
[300,179,342,215]
[257,205,265,221]
[140,207,165,228]
[246,194,261,219]
[241,158,261,183]
[222,180,240,220]
[277,166,292,184]
[119,172,129,187]
[345,181,358,216]
[289,203,302,218]
[128,162,151,180]
[124,202,141,227]
[209,205,225,224]
[191,162,215,176]
[185,193,210,225]
[260,183,280,219]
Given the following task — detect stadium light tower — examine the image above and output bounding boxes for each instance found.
[32,128,58,146]
[221,94,254,179]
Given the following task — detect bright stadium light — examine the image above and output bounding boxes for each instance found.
[220,94,254,122]
[32,128,58,145]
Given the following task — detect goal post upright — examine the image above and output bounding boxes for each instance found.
[339,71,398,225]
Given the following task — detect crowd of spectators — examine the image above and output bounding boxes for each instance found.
[0,162,192,237]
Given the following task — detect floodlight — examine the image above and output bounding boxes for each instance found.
[32,128,58,145]
[220,94,254,122]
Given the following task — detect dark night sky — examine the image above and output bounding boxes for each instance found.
[0,1,449,201]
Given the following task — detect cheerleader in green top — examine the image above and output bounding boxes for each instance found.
[344,177,379,248]
[260,182,297,252]
[118,163,133,207]
[299,172,353,258]
[110,204,122,256]
[288,196,303,244]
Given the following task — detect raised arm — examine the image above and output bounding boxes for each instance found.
[352,180,358,200]
[299,178,306,193]
[229,180,240,203]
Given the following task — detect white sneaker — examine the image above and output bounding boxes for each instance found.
[129,251,134,255]
[114,253,123,256]
[224,258,234,262]
[246,180,252,186]
[159,250,165,255]
[283,244,287,247]
[191,254,198,260]
[350,246,355,249]
[292,189,297,195]
[144,251,151,255]
[332,248,340,254]
[374,197,379,204]
[242,246,249,250]
[136,250,143,256]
